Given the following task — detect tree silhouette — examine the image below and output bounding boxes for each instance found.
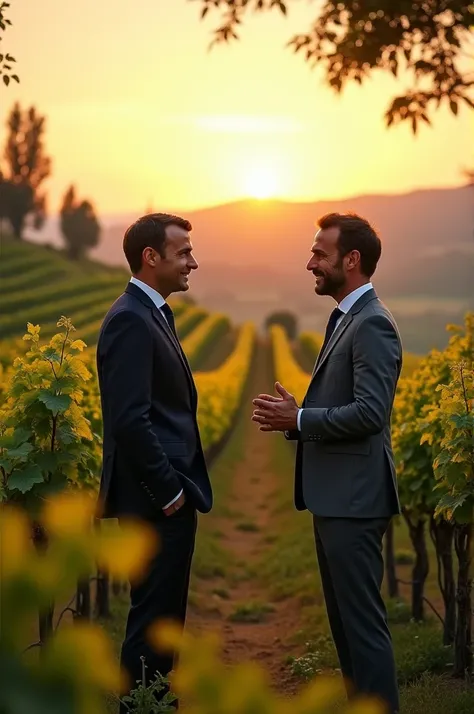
[60,185,101,261]
[464,168,474,185]
[0,1,19,86]
[265,310,299,340]
[192,1,474,133]
[0,103,50,238]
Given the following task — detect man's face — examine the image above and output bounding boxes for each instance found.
[306,226,346,297]
[154,225,198,295]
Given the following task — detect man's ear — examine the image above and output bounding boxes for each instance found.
[143,247,157,266]
[346,249,361,270]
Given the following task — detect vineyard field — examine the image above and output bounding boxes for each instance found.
[1,237,473,714]
[0,237,129,340]
[0,238,257,476]
[270,324,310,403]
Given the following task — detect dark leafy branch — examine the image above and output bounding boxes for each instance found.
[0,1,19,86]
[191,1,474,132]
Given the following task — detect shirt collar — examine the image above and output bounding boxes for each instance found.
[338,282,373,314]
[129,276,166,310]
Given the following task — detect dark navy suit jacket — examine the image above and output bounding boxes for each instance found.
[96,282,212,520]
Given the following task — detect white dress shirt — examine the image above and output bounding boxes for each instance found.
[296,282,373,430]
[129,277,183,509]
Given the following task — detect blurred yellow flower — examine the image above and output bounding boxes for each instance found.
[297,675,345,712]
[148,619,185,652]
[218,661,271,712]
[345,697,387,714]
[45,622,124,691]
[43,491,95,536]
[96,519,159,581]
[0,506,31,577]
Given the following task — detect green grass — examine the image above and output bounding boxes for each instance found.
[228,601,275,623]
[400,673,474,714]
[188,349,257,584]
[236,520,260,532]
[258,436,320,604]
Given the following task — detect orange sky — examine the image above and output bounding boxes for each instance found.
[1,0,473,214]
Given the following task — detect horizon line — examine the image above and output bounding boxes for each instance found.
[44,181,468,221]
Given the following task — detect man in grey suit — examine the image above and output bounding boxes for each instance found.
[252,212,401,713]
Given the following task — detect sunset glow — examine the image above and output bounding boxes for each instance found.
[242,164,281,199]
[1,0,471,215]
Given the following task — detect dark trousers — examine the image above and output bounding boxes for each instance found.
[313,516,399,714]
[119,501,197,712]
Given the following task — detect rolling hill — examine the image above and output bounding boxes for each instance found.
[95,185,474,353]
[20,185,474,352]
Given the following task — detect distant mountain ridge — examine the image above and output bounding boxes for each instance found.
[26,185,473,353]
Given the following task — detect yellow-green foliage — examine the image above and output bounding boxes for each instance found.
[195,322,256,451]
[400,351,423,377]
[300,331,324,361]
[0,319,102,510]
[175,305,208,338]
[271,324,309,404]
[392,313,474,519]
[182,313,231,368]
[0,316,255,489]
[0,493,158,714]
[0,491,385,714]
[419,314,474,522]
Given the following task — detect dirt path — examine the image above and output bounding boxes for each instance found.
[187,340,303,694]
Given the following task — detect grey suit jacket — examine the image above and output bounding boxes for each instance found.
[289,288,402,518]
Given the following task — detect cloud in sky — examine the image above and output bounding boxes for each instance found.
[52,103,305,135]
[192,115,305,134]
[51,101,306,135]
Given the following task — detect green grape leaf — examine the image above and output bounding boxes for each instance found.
[38,391,72,414]
[8,464,44,493]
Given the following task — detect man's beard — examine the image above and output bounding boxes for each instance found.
[314,264,346,296]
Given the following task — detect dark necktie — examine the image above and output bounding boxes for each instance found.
[160,302,177,338]
[320,306,344,355]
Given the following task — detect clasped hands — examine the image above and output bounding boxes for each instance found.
[251,381,299,432]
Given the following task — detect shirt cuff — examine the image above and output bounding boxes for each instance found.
[297,408,303,431]
[163,489,183,510]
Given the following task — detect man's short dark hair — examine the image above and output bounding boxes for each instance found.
[317,212,382,277]
[123,213,192,274]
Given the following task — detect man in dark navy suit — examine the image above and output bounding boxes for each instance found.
[96,213,212,709]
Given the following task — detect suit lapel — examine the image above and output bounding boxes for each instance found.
[150,306,197,401]
[125,283,197,404]
[311,288,378,380]
[312,312,353,378]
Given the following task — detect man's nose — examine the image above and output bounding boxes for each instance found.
[189,257,198,270]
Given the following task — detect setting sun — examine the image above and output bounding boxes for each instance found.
[242,165,280,199]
